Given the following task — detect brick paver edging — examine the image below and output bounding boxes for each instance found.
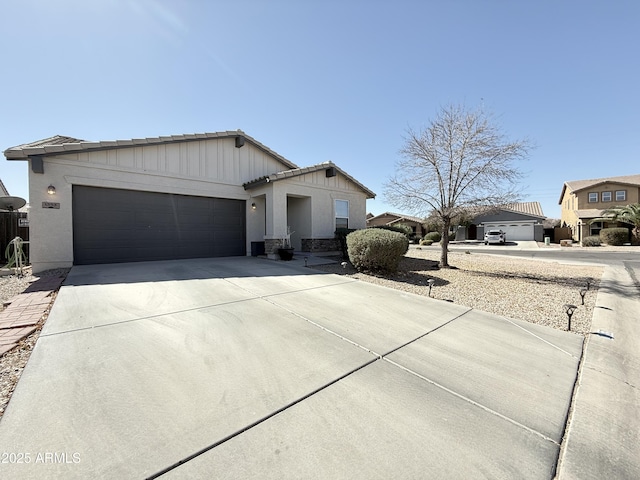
[0,275,66,356]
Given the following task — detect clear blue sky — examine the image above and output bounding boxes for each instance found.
[2,0,639,219]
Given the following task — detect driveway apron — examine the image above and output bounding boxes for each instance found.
[0,257,583,479]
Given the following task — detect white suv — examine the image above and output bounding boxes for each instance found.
[484,229,506,245]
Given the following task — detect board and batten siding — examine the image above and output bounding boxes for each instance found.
[26,137,293,272]
[291,170,364,194]
[70,137,286,185]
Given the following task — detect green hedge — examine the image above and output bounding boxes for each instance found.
[599,228,629,246]
[582,236,601,247]
[372,224,413,237]
[346,228,409,273]
[423,231,442,243]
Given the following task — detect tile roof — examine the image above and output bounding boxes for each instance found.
[574,209,605,219]
[502,202,545,217]
[4,131,298,170]
[367,212,425,224]
[243,161,376,199]
[559,174,640,203]
[463,202,545,219]
[0,178,9,196]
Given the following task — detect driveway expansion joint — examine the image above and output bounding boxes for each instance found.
[383,357,562,447]
[144,356,381,480]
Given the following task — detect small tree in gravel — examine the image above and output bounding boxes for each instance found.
[384,104,531,267]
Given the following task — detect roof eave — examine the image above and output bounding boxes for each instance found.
[3,130,299,170]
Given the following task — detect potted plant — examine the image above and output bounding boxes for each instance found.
[278,227,295,260]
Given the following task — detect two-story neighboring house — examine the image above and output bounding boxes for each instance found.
[558,174,640,242]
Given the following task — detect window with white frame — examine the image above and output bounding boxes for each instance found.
[602,191,612,202]
[588,192,598,203]
[335,200,349,229]
[615,190,626,202]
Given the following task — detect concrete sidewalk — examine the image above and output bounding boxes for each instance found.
[0,257,584,478]
[557,261,640,479]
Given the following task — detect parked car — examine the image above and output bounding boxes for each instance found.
[484,229,506,245]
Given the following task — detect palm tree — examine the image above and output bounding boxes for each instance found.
[590,203,640,244]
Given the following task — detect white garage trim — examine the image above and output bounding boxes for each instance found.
[483,222,535,241]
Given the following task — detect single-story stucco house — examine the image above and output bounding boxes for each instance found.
[457,202,546,242]
[366,212,426,238]
[4,131,375,273]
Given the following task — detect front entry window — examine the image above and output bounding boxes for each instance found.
[335,200,349,229]
[590,221,603,236]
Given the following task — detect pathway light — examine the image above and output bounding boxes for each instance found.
[427,278,435,297]
[564,304,577,331]
[579,288,587,305]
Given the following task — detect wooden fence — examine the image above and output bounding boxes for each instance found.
[1,212,29,263]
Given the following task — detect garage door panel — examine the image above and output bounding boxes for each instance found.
[73,186,245,265]
[485,223,534,241]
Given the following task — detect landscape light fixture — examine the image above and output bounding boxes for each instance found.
[564,304,577,331]
[304,257,308,267]
[427,278,435,297]
[47,185,56,195]
[341,261,347,269]
[586,278,592,290]
[579,288,587,305]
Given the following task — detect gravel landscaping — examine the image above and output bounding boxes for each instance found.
[311,247,604,335]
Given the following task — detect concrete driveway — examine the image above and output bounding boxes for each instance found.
[0,257,583,479]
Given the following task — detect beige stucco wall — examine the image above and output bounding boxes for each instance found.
[561,182,640,241]
[245,170,370,251]
[27,138,288,272]
[559,189,579,232]
[574,183,640,208]
[26,137,372,271]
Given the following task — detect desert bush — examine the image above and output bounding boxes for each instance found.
[582,236,601,247]
[347,228,409,273]
[372,224,413,238]
[599,227,629,246]
[423,231,442,243]
[420,239,434,246]
[335,228,356,259]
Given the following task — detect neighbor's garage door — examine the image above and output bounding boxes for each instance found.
[72,186,245,265]
[485,223,534,241]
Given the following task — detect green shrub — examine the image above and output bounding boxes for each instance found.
[599,227,629,246]
[372,224,413,238]
[423,231,442,243]
[347,228,409,273]
[335,228,356,259]
[420,239,433,246]
[582,236,601,247]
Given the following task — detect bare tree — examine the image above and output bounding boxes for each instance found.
[384,104,531,267]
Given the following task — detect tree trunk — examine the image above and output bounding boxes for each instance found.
[440,217,451,267]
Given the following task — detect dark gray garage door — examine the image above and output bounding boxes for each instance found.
[72,186,245,265]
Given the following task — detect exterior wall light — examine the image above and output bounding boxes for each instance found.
[47,185,56,195]
[251,202,256,210]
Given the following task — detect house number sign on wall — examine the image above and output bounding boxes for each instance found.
[42,202,60,209]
